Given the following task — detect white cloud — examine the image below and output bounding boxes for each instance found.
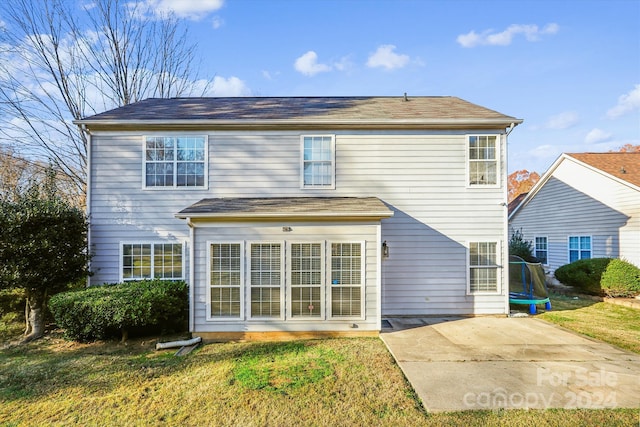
[606,84,640,118]
[366,45,410,70]
[545,111,579,129]
[294,51,332,76]
[206,76,250,96]
[211,16,224,29]
[585,128,612,144]
[457,23,559,48]
[133,0,224,20]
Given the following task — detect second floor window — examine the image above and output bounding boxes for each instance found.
[301,135,335,189]
[145,136,207,188]
[468,135,498,186]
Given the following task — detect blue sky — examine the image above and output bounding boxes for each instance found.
[174,0,639,174]
[9,0,640,175]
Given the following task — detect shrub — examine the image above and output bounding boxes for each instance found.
[0,288,25,316]
[509,228,538,262]
[600,259,640,297]
[554,258,613,295]
[49,280,188,342]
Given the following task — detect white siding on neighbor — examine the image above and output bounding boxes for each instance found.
[89,130,509,316]
[510,158,640,272]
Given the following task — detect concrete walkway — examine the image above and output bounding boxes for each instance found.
[380,317,640,412]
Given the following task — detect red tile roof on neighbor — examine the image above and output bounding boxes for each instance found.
[76,96,522,127]
[567,152,640,187]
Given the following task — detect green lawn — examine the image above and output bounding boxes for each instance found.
[0,294,638,426]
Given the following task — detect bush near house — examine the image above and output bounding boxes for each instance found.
[600,259,640,297]
[49,280,188,342]
[554,258,613,295]
[508,228,539,262]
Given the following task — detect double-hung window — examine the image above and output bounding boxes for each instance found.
[250,243,283,318]
[468,241,499,293]
[568,236,591,263]
[121,242,183,281]
[301,135,335,189]
[209,243,243,318]
[330,243,364,318]
[468,135,499,186]
[535,237,548,265]
[145,136,207,188]
[289,243,323,317]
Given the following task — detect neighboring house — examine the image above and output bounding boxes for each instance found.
[76,96,522,341]
[509,152,640,273]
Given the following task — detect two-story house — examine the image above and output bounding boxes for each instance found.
[76,96,522,341]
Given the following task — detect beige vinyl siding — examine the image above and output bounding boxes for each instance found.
[510,158,640,272]
[89,130,508,315]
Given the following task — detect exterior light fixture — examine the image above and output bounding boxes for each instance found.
[382,241,389,258]
[282,226,292,232]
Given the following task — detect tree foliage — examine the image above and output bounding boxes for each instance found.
[507,169,540,203]
[613,144,640,153]
[0,0,206,204]
[508,228,537,262]
[0,170,90,340]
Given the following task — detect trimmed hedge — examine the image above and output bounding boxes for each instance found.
[600,259,640,297]
[49,280,188,342]
[554,258,613,295]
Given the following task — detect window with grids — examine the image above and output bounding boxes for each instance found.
[250,243,282,318]
[535,237,548,264]
[301,135,334,188]
[468,135,498,186]
[569,236,591,263]
[330,243,363,317]
[122,243,183,281]
[145,136,206,187]
[290,243,322,317]
[469,242,499,293]
[210,243,242,318]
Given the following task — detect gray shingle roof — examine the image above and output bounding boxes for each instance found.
[176,197,393,219]
[77,96,521,128]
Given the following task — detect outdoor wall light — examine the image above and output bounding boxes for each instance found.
[382,241,389,258]
[282,226,292,232]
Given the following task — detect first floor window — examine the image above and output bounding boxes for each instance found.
[331,243,363,317]
[122,242,183,281]
[210,243,242,318]
[250,243,282,318]
[569,236,591,263]
[535,237,548,265]
[290,243,323,317]
[469,242,499,293]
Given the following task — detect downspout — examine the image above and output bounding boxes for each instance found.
[80,124,92,288]
[502,123,516,315]
[187,218,196,333]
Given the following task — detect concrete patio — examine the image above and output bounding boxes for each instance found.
[380,317,640,412]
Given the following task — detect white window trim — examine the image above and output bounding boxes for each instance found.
[206,241,245,322]
[465,134,500,189]
[119,241,185,283]
[142,134,209,190]
[567,235,592,263]
[300,135,336,190]
[286,240,326,320]
[466,240,502,295]
[534,236,549,266]
[328,240,366,320]
[247,241,286,321]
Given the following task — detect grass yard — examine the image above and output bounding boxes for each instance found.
[538,293,640,354]
[0,332,636,426]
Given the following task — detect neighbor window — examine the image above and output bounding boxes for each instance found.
[121,242,183,281]
[290,243,323,317]
[301,135,335,188]
[568,236,591,263]
[330,243,364,317]
[209,243,242,318]
[534,237,548,265]
[468,135,498,186]
[469,242,499,293]
[250,243,283,318]
[145,136,207,188]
